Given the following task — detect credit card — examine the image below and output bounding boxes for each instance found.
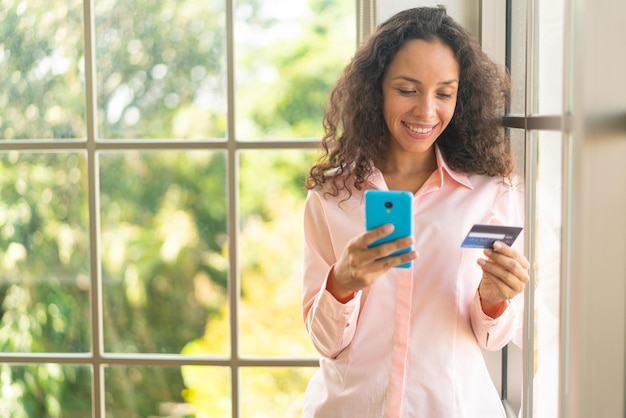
[460,224,523,249]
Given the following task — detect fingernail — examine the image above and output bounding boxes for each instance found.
[493,241,502,250]
[477,258,486,266]
[484,249,493,256]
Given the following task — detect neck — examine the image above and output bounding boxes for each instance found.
[378,146,438,176]
[377,146,438,193]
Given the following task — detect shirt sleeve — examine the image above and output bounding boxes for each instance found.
[471,290,524,350]
[302,190,361,359]
[470,177,525,350]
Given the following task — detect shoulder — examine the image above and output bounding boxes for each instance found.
[306,175,366,217]
[468,173,524,194]
[308,169,363,200]
[476,174,525,225]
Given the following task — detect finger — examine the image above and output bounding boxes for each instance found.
[343,235,414,276]
[483,250,528,277]
[367,236,414,261]
[490,241,530,270]
[344,225,395,265]
[478,258,527,292]
[480,255,528,285]
[486,253,529,285]
[479,268,523,301]
[372,248,419,271]
[361,223,395,247]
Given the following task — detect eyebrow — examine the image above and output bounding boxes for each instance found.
[392,75,459,85]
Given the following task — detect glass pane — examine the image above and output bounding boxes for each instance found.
[0,152,90,353]
[534,0,565,114]
[105,366,230,417]
[0,0,85,140]
[531,130,562,417]
[235,0,356,140]
[95,0,227,139]
[180,365,231,416]
[240,367,316,417]
[99,151,229,355]
[509,127,526,178]
[508,0,527,115]
[502,128,526,414]
[239,150,318,357]
[0,364,92,417]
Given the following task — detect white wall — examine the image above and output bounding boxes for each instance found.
[376,0,480,38]
[567,0,626,416]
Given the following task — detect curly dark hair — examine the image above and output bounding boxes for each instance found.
[305,6,512,197]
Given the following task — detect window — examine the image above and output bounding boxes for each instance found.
[501,0,565,416]
[501,0,626,417]
[0,1,358,416]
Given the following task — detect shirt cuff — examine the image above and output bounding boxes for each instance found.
[471,291,516,349]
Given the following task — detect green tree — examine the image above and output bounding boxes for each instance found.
[0,0,354,416]
[237,0,355,139]
[0,153,92,416]
[94,0,227,139]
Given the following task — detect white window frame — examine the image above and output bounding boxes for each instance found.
[4,0,625,417]
[0,1,374,417]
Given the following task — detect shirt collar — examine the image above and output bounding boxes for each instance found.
[434,145,474,190]
[367,145,474,191]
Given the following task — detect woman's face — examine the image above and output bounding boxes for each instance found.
[382,38,460,155]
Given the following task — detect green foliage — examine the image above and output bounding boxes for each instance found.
[0,153,90,353]
[236,151,318,359]
[236,0,355,139]
[0,0,85,139]
[94,0,227,139]
[0,0,353,416]
[99,151,228,355]
[239,368,316,416]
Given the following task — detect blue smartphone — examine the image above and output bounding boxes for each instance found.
[364,190,414,268]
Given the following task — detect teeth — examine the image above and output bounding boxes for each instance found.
[405,122,433,134]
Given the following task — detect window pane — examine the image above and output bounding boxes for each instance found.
[532,130,562,417]
[239,150,318,357]
[105,366,230,417]
[509,127,526,178]
[0,152,90,353]
[95,0,227,139]
[99,151,229,355]
[1,364,91,417]
[240,367,316,417]
[180,365,231,416]
[235,0,356,140]
[503,128,526,413]
[0,0,85,140]
[508,0,527,115]
[534,0,565,114]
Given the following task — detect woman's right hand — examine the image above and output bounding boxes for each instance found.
[326,224,418,302]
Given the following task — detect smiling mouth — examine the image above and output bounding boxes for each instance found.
[403,122,435,134]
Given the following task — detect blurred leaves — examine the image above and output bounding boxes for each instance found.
[0,0,85,139]
[0,0,354,416]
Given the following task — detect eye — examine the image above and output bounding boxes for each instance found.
[437,92,454,99]
[397,88,416,96]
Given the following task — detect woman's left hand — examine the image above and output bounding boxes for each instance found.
[477,240,530,309]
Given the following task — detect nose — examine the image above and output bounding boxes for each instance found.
[412,95,436,118]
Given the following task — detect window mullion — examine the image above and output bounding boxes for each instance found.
[81,0,105,417]
[224,0,241,417]
[521,0,537,416]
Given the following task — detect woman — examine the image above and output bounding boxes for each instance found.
[302,6,529,417]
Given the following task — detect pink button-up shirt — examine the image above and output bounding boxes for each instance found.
[302,146,524,418]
